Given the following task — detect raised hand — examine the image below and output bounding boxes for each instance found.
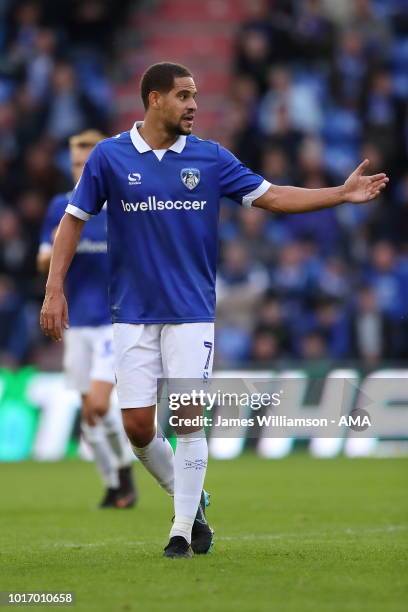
[343,159,389,203]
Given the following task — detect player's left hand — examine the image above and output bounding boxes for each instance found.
[343,159,389,203]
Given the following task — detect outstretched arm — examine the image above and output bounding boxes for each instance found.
[40,213,85,342]
[253,160,389,213]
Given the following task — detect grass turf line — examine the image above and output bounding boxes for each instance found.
[1,455,407,612]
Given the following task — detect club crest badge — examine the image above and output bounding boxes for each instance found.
[180,168,200,190]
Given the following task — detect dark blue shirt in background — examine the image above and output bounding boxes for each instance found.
[40,192,110,327]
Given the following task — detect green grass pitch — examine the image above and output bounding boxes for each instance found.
[1,455,407,612]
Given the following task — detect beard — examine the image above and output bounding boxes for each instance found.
[176,124,192,135]
[164,116,193,136]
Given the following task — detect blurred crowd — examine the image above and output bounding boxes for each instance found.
[0,0,408,369]
[0,0,132,367]
[215,0,408,368]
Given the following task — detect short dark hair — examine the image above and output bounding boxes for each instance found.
[140,62,193,109]
[69,129,106,149]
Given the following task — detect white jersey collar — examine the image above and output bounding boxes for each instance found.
[130,121,187,154]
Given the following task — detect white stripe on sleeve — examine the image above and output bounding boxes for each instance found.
[65,204,92,221]
[242,180,272,208]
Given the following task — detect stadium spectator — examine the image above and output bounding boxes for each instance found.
[0,276,30,367]
[314,257,351,300]
[330,29,370,107]
[235,28,271,95]
[258,65,323,135]
[364,241,406,320]
[217,240,269,330]
[250,325,283,366]
[0,208,30,284]
[293,0,335,65]
[25,27,57,104]
[41,62,105,142]
[260,147,293,185]
[364,70,397,162]
[350,0,391,59]
[298,331,329,363]
[252,291,292,355]
[270,242,314,318]
[350,285,395,364]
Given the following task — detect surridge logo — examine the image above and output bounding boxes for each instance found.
[128,172,141,185]
[121,196,207,212]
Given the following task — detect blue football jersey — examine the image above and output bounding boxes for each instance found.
[40,192,110,327]
[66,122,270,323]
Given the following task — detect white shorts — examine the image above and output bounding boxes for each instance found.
[63,325,115,394]
[113,323,215,408]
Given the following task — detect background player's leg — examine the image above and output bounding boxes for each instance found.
[85,379,130,468]
[103,404,132,469]
[81,403,119,491]
[64,329,119,501]
[90,328,133,469]
[87,325,137,507]
[85,380,137,507]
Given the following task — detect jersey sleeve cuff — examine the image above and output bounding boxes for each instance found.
[65,204,92,221]
[242,180,272,208]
